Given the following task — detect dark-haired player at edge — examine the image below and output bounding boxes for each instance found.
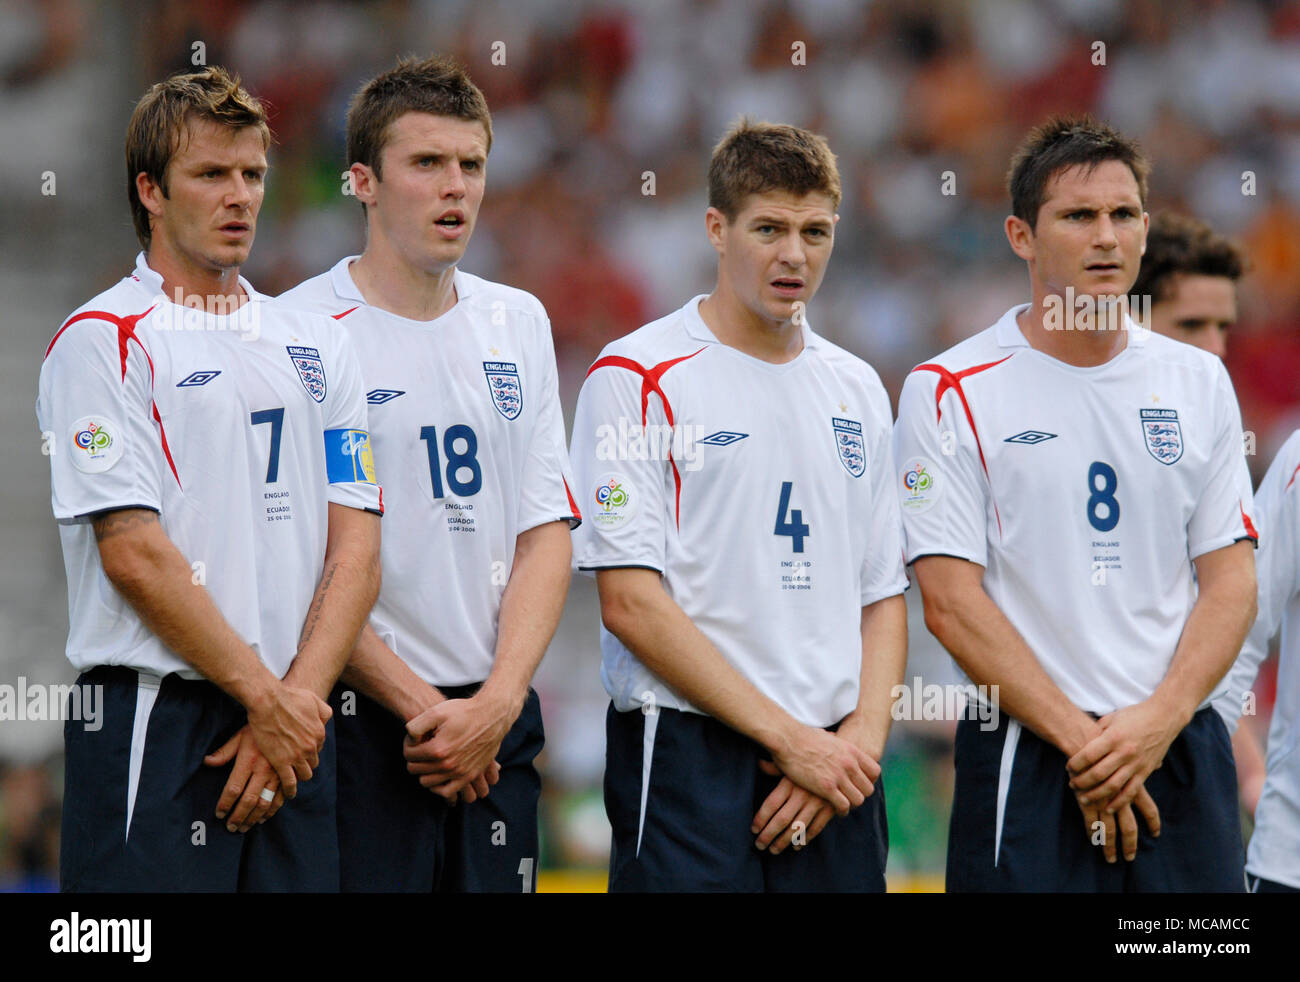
[1129,213,1266,818]
[895,116,1257,891]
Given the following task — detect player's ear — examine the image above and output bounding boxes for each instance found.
[136,171,166,218]
[350,163,378,207]
[704,206,728,254]
[1005,214,1034,262]
[1139,210,1149,257]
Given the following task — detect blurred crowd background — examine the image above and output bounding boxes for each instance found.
[1,0,1297,891]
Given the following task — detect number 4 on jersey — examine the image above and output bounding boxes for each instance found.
[774,481,809,553]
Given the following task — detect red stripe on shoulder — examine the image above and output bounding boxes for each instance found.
[585,347,708,528]
[333,306,359,320]
[46,305,180,490]
[911,355,1015,425]
[585,348,708,427]
[46,306,156,373]
[912,354,1014,537]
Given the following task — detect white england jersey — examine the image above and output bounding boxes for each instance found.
[277,257,580,687]
[1215,429,1300,888]
[36,253,382,680]
[894,304,1257,715]
[570,296,908,729]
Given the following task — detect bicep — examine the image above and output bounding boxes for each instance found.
[860,592,906,639]
[514,518,572,564]
[910,554,990,635]
[1191,539,1256,600]
[594,566,665,623]
[324,501,381,560]
[911,554,986,597]
[91,507,165,581]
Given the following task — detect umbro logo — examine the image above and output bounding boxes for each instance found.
[1004,430,1057,445]
[177,370,221,387]
[366,388,406,405]
[699,431,749,446]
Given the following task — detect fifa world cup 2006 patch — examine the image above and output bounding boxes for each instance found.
[900,456,942,514]
[592,473,636,531]
[69,415,125,474]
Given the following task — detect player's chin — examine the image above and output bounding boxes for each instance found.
[426,235,471,265]
[764,293,807,323]
[207,241,254,269]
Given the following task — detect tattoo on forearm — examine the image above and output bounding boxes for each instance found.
[91,509,158,542]
[297,562,338,651]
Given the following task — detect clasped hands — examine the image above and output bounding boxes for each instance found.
[751,720,881,856]
[1066,700,1183,863]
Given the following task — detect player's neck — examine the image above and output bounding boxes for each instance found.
[1016,290,1130,368]
[145,246,247,312]
[349,243,458,322]
[698,288,803,365]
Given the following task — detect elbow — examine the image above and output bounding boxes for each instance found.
[920,590,957,647]
[598,588,636,642]
[99,539,161,598]
[596,576,650,644]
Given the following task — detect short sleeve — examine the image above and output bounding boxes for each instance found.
[37,317,165,521]
[517,314,581,533]
[892,366,991,567]
[321,324,383,515]
[1188,360,1256,560]
[570,353,670,574]
[859,383,908,606]
[1214,430,1300,730]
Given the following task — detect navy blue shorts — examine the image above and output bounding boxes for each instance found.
[61,666,338,892]
[333,683,544,893]
[604,703,888,892]
[946,705,1244,892]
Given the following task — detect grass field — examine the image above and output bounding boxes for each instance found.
[536,871,946,893]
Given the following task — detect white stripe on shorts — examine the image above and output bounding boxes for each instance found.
[636,707,660,858]
[125,672,161,842]
[994,718,1021,867]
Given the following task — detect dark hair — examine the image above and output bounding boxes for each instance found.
[125,66,270,249]
[1007,114,1149,229]
[1131,211,1245,304]
[346,54,492,184]
[708,118,841,220]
